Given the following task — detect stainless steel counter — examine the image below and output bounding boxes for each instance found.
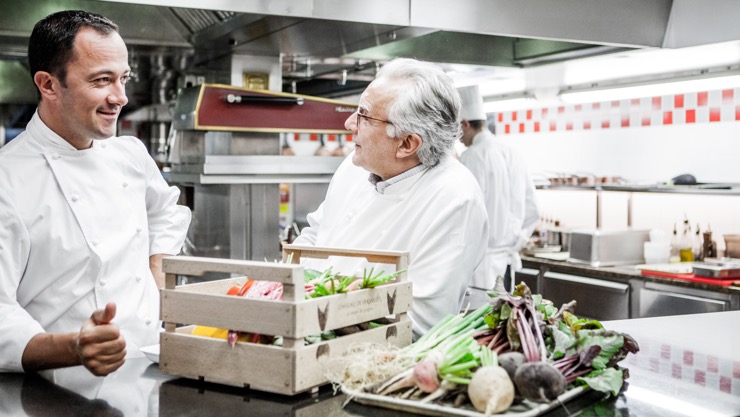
[1,311,738,416]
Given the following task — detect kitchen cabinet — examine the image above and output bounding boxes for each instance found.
[632,279,737,318]
[541,271,630,320]
[515,266,540,294]
[522,256,740,321]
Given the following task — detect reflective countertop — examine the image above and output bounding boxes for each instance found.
[1,311,738,417]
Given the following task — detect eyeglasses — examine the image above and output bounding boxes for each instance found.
[355,110,393,132]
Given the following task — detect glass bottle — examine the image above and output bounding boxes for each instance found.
[669,222,681,263]
[679,219,694,262]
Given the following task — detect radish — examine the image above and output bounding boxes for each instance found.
[467,365,515,416]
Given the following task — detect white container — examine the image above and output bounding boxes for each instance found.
[644,241,670,264]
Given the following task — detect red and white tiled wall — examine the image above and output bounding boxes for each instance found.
[622,336,740,396]
[496,88,740,135]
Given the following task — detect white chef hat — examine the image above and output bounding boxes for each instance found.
[457,85,487,121]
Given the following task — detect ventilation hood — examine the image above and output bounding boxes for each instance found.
[2,0,740,105]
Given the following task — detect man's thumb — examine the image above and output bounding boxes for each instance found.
[92,303,116,325]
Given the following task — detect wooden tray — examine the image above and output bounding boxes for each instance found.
[159,245,412,395]
[343,385,588,417]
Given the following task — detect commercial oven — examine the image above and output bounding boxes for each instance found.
[169,84,354,263]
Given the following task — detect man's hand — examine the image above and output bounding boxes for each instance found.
[76,303,126,376]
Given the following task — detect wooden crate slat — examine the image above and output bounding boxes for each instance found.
[294,282,412,336]
[161,290,296,336]
[160,321,412,395]
[162,281,412,338]
[163,256,304,285]
[283,244,409,281]
[160,332,295,394]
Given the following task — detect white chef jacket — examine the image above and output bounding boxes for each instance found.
[0,112,191,372]
[294,152,488,338]
[459,129,539,290]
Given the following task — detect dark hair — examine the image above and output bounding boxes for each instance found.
[28,10,119,87]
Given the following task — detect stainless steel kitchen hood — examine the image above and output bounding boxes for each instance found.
[2,0,740,104]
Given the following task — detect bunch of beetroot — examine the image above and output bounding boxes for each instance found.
[477,283,639,404]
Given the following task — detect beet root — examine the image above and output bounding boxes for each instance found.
[513,362,566,403]
[467,366,515,415]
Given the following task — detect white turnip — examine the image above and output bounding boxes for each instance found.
[467,365,515,416]
[513,362,566,403]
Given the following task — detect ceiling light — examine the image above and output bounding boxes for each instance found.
[560,70,740,104]
[482,94,536,113]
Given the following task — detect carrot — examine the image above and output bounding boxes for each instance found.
[237,279,254,296]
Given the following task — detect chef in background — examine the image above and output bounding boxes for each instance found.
[0,10,191,376]
[294,58,488,339]
[457,85,539,303]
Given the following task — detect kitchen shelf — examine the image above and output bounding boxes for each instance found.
[535,184,740,227]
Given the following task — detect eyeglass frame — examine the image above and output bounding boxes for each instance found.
[355,108,393,131]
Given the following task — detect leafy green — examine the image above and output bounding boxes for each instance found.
[576,367,625,396]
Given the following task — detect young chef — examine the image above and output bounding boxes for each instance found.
[0,10,191,376]
[457,85,539,302]
[293,58,489,339]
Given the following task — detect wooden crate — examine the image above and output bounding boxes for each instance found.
[159,245,412,395]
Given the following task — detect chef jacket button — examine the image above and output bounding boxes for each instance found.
[136,275,142,282]
[91,240,98,246]
[71,195,79,202]
[123,182,128,188]
[101,143,107,148]
[100,280,106,287]
[136,227,142,233]
[145,319,152,326]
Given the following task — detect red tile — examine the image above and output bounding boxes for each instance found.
[719,376,732,394]
[558,106,565,113]
[672,363,682,379]
[601,120,610,129]
[697,91,708,107]
[709,108,721,122]
[575,104,582,112]
[675,94,684,108]
[649,358,659,372]
[631,98,640,106]
[652,97,662,109]
[498,113,504,123]
[661,345,671,360]
[707,356,719,373]
[694,370,706,386]
[526,109,532,120]
[621,116,630,128]
[683,351,694,366]
[293,133,300,140]
[345,135,353,142]
[663,111,673,125]
[592,102,601,110]
[642,117,651,127]
[611,100,620,108]
[722,89,734,103]
[734,361,740,378]
[505,124,511,134]
[534,122,540,132]
[736,106,740,121]
[549,121,557,132]
[584,121,591,130]
[512,112,518,122]
[566,122,573,131]
[327,134,336,141]
[310,134,319,141]
[519,123,525,133]
[686,109,696,123]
